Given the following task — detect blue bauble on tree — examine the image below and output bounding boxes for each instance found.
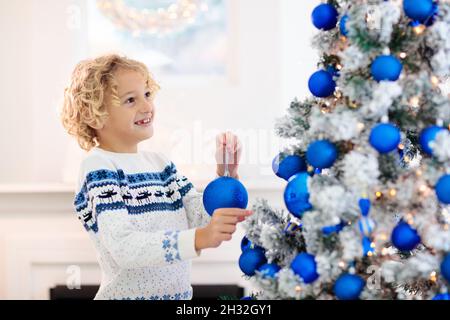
[441,253,450,283]
[203,176,248,216]
[239,247,267,276]
[241,236,252,252]
[257,263,281,279]
[334,273,365,300]
[403,0,434,23]
[371,55,403,82]
[272,154,306,181]
[436,175,450,204]
[420,126,446,155]
[311,3,338,31]
[283,172,312,218]
[306,140,338,169]
[308,70,336,98]
[339,14,349,36]
[369,123,401,153]
[290,253,319,284]
[391,221,421,251]
[433,293,450,300]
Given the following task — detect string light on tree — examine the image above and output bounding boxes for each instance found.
[409,96,420,108]
[412,23,427,35]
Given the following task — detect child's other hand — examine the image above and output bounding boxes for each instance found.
[215,131,242,179]
[195,208,252,250]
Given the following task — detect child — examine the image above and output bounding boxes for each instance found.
[60,54,251,300]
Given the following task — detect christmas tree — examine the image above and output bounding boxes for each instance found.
[239,0,450,300]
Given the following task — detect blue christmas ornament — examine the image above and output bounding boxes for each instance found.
[403,0,434,23]
[420,126,446,155]
[358,217,376,237]
[241,236,252,252]
[203,176,248,216]
[308,70,336,98]
[284,218,303,235]
[326,65,340,78]
[239,247,267,276]
[436,175,450,204]
[290,253,319,284]
[257,263,281,279]
[391,221,421,251]
[311,3,338,31]
[369,123,401,153]
[359,198,371,217]
[283,173,312,218]
[340,14,349,36]
[362,236,375,256]
[334,273,365,300]
[322,220,346,235]
[272,154,306,181]
[306,140,338,169]
[424,3,439,26]
[432,293,450,300]
[371,55,403,82]
[441,253,450,283]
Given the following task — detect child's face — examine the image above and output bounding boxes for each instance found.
[97,68,155,149]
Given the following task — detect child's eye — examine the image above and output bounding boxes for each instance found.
[125,97,135,104]
[145,91,152,98]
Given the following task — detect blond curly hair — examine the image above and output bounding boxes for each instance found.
[60,54,160,151]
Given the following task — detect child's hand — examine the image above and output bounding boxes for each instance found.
[195,208,252,250]
[215,131,242,179]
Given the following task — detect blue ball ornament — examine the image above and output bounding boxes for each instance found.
[420,126,446,156]
[311,3,338,31]
[322,220,346,235]
[371,55,403,82]
[334,273,365,300]
[203,176,248,216]
[239,247,267,276]
[290,253,319,284]
[308,70,336,98]
[369,123,401,153]
[424,3,439,26]
[432,293,450,300]
[340,14,349,36]
[403,0,434,23]
[391,221,421,251]
[283,173,312,218]
[436,175,450,204]
[441,253,450,283]
[241,236,252,252]
[257,263,281,279]
[272,154,307,181]
[306,140,338,169]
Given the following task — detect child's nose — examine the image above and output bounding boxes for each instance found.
[141,99,154,113]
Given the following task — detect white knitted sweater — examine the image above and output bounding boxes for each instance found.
[74,147,211,300]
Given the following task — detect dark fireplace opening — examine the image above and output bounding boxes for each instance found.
[50,284,244,301]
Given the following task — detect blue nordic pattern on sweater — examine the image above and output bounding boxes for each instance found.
[117,290,191,300]
[162,230,181,263]
[74,162,193,233]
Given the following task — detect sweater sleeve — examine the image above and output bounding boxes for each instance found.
[73,154,199,269]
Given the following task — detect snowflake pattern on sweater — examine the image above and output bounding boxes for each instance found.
[73,147,211,300]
